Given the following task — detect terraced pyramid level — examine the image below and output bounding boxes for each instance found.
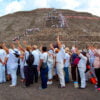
[0,8,100,48]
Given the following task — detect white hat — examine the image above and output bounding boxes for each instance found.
[13,49,20,55]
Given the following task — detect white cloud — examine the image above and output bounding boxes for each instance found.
[58,0,100,16]
[87,0,100,16]
[5,0,26,14]
[1,0,100,16]
[58,0,80,9]
[4,0,49,15]
[33,0,49,8]
[70,0,100,16]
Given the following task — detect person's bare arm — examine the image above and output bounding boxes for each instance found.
[16,40,25,52]
[37,59,43,71]
[64,59,66,64]
[0,58,3,64]
[50,43,54,51]
[56,35,62,49]
[23,40,28,47]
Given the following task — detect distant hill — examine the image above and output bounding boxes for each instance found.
[0,8,100,48]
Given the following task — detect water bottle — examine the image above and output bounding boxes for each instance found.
[74,81,79,88]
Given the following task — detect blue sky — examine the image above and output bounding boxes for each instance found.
[0,0,100,17]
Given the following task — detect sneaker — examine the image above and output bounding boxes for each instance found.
[78,87,85,89]
[47,81,53,85]
[58,85,66,88]
[61,86,66,88]
[9,84,16,87]
[38,86,43,90]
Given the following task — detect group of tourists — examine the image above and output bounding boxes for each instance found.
[0,36,100,91]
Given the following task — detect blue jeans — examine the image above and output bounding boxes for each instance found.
[64,67,69,83]
[24,66,32,86]
[40,67,48,89]
[32,65,38,83]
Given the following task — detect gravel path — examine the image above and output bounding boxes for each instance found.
[0,78,100,100]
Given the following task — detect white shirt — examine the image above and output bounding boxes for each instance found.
[47,50,54,64]
[24,51,29,66]
[64,53,70,67]
[78,53,87,68]
[0,49,7,66]
[7,52,19,68]
[32,49,40,65]
[56,47,66,64]
[7,49,20,66]
[40,52,48,63]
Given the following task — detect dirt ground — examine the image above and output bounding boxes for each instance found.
[0,77,100,100]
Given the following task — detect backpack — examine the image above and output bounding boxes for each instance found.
[26,52,34,67]
[73,57,80,65]
[70,53,78,64]
[85,59,91,73]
